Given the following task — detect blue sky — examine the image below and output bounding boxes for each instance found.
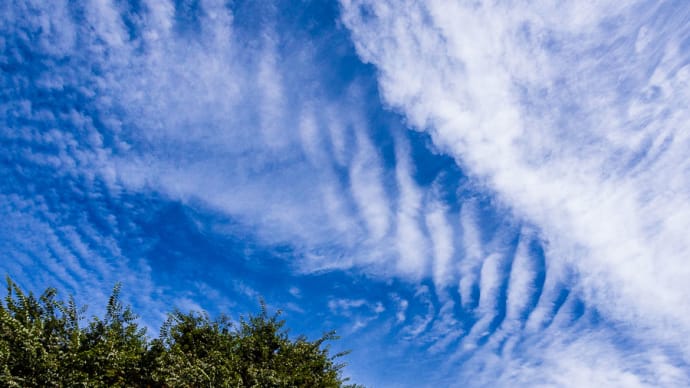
[2,0,690,386]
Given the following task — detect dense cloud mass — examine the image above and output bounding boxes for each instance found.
[2,0,690,386]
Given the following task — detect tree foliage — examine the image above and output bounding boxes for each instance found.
[0,277,362,387]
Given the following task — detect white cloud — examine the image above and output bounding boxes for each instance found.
[288,286,301,298]
[425,184,455,289]
[76,0,410,277]
[401,285,435,338]
[501,232,539,332]
[328,298,385,332]
[457,200,484,310]
[328,298,368,315]
[390,293,408,324]
[0,191,165,326]
[349,124,392,242]
[341,0,690,384]
[393,135,428,276]
[460,251,505,350]
[9,0,689,384]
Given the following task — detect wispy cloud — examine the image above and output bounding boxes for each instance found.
[342,0,690,384]
[5,0,690,386]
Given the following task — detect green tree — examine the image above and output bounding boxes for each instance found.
[80,283,148,387]
[152,310,240,387]
[233,303,348,387]
[0,278,64,386]
[0,277,362,387]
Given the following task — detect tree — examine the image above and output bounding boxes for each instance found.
[233,303,347,387]
[0,277,362,387]
[80,283,148,386]
[0,278,67,386]
[153,310,240,387]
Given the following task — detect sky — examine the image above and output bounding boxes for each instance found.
[2,0,690,386]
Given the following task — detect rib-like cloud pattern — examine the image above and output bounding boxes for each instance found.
[2,0,689,386]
